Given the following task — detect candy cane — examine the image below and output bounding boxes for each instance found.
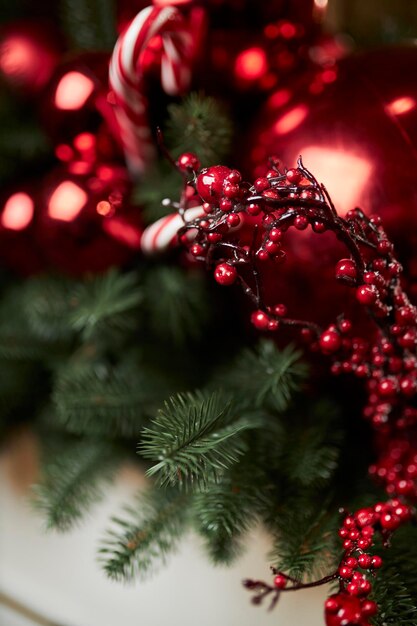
[109,4,205,177]
[141,205,205,254]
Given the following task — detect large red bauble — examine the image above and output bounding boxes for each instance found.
[247,46,417,302]
[248,46,417,236]
[34,164,142,275]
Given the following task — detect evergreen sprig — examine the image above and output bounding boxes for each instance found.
[166,93,233,167]
[69,269,143,341]
[52,357,161,438]
[33,439,122,531]
[141,391,257,489]
[60,0,116,51]
[218,341,307,412]
[100,488,190,581]
[144,266,210,346]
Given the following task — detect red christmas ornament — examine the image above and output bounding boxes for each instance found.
[196,166,231,203]
[248,46,417,241]
[34,163,142,274]
[0,21,60,94]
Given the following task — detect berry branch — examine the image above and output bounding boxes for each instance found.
[170,152,417,625]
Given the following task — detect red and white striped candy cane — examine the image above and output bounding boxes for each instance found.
[141,205,205,254]
[109,3,205,177]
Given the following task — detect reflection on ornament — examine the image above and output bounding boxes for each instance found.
[299,147,372,216]
[48,181,88,221]
[274,104,308,135]
[0,31,57,91]
[386,96,416,116]
[1,192,34,230]
[234,47,268,81]
[54,71,95,110]
[102,218,142,249]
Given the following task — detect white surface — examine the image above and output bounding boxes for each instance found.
[0,430,329,626]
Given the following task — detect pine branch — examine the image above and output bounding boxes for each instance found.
[141,391,259,489]
[132,165,182,224]
[33,439,122,531]
[193,460,271,565]
[100,488,190,581]
[144,266,210,346]
[52,357,166,437]
[269,500,340,582]
[69,269,143,341]
[371,526,417,625]
[165,93,233,166]
[281,400,343,489]
[217,341,307,412]
[60,0,116,51]
[24,276,77,343]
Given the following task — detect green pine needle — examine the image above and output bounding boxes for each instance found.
[141,391,258,489]
[144,266,210,346]
[166,93,233,166]
[217,341,307,412]
[52,358,160,438]
[69,269,143,341]
[100,488,189,581]
[33,439,122,531]
[60,0,116,50]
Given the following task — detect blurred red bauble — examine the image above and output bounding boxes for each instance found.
[0,21,60,94]
[247,46,417,300]
[248,46,417,235]
[35,162,142,275]
[41,53,121,154]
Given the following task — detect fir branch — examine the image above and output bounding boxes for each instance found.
[52,358,162,438]
[144,266,210,346]
[217,341,307,412]
[269,501,340,582]
[193,461,271,565]
[60,0,116,51]
[371,526,417,625]
[24,276,76,342]
[132,165,182,224]
[141,391,259,489]
[281,400,343,489]
[33,439,122,531]
[100,488,190,581]
[69,269,143,341]
[165,93,233,166]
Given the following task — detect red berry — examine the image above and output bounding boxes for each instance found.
[254,177,270,192]
[196,166,231,202]
[256,249,269,262]
[371,556,382,569]
[294,215,308,230]
[273,304,287,317]
[207,232,222,243]
[251,310,270,330]
[220,198,233,212]
[227,213,241,227]
[214,263,238,286]
[273,574,287,589]
[226,169,242,184]
[356,284,378,306]
[378,378,397,397]
[320,329,341,354]
[339,566,353,579]
[380,512,401,531]
[336,259,357,282]
[190,243,204,257]
[223,182,240,199]
[247,202,261,216]
[358,554,372,569]
[269,228,282,241]
[361,600,378,617]
[177,152,200,172]
[265,241,280,255]
[286,168,302,184]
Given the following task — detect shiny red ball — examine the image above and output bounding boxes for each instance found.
[273,574,287,589]
[356,285,378,306]
[320,329,341,353]
[325,593,369,626]
[196,166,231,203]
[251,310,270,330]
[336,259,357,282]
[177,152,201,172]
[214,262,238,286]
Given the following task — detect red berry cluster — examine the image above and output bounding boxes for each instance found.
[174,153,417,624]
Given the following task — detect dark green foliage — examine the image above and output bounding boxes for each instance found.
[217,341,308,412]
[33,439,122,531]
[371,526,417,625]
[143,266,210,346]
[52,356,169,438]
[68,270,143,342]
[60,0,116,50]
[100,488,190,581]
[165,93,233,167]
[132,166,182,224]
[269,501,340,582]
[141,391,259,489]
[193,460,272,565]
